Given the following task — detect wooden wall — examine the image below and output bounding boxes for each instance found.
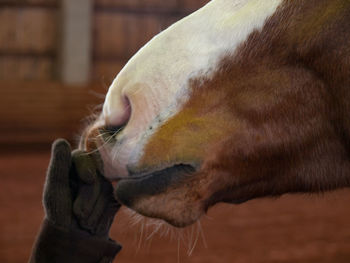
[0,0,58,81]
[0,0,209,147]
[0,0,209,82]
[0,82,100,147]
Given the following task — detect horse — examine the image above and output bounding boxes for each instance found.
[82,0,350,227]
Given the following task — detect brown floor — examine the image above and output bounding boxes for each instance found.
[1,151,350,263]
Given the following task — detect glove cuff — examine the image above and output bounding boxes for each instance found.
[29,219,121,263]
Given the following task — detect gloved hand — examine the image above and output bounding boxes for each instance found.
[29,139,121,263]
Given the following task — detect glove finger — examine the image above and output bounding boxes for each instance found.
[71,150,97,184]
[95,183,121,235]
[85,193,108,234]
[95,198,121,236]
[44,139,72,225]
[86,179,120,235]
[73,179,101,226]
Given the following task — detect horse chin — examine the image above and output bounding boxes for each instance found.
[114,164,204,227]
[124,193,204,227]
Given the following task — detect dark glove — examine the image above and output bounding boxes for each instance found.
[29,139,121,263]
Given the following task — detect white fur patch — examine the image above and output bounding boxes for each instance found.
[101,0,283,178]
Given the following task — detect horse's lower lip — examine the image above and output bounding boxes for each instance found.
[114,164,195,207]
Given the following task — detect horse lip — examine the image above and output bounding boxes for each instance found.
[114,164,196,207]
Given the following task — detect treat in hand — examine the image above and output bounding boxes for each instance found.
[29,139,121,263]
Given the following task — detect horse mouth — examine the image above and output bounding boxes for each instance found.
[114,164,196,207]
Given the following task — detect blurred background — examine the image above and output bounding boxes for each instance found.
[1,1,350,263]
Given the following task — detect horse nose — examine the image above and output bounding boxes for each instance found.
[103,91,132,128]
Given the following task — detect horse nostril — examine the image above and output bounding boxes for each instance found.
[99,125,125,142]
[103,93,132,129]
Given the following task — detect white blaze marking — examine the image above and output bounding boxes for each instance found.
[101,0,283,178]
